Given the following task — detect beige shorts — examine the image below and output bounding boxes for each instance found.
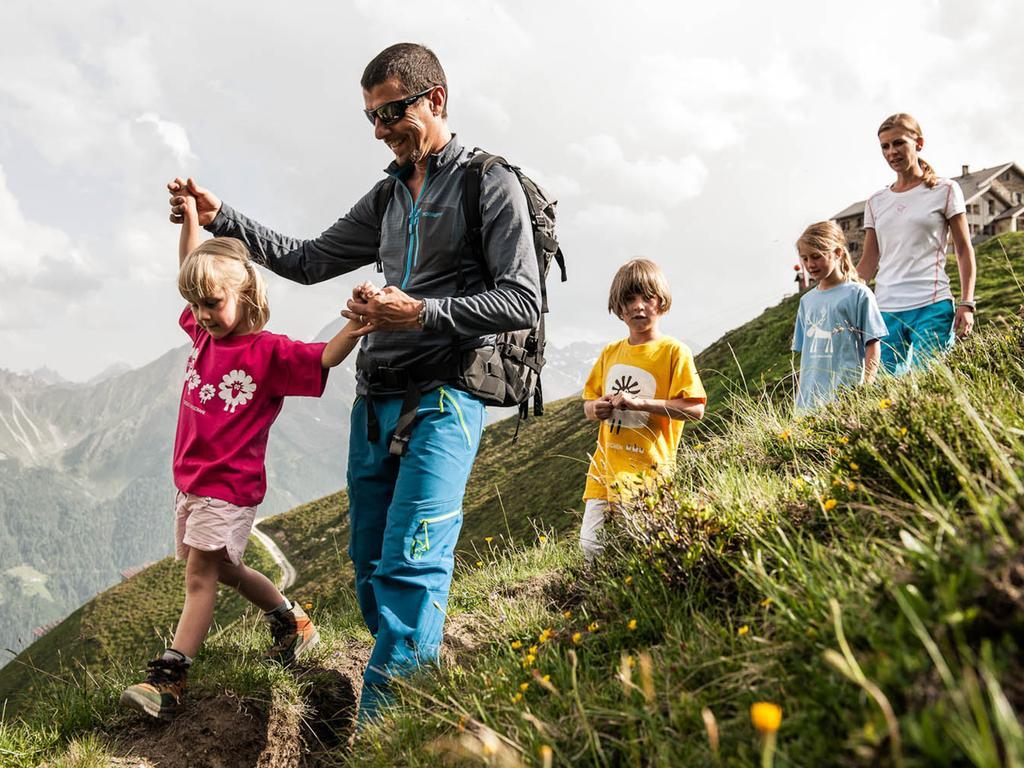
[174,491,257,566]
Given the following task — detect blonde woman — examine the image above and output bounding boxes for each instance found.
[793,222,887,412]
[120,187,372,721]
[857,113,976,375]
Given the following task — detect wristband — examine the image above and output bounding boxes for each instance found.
[957,300,976,311]
[417,300,428,329]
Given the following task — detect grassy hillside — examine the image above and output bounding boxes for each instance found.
[1,233,1021,766]
[0,539,279,710]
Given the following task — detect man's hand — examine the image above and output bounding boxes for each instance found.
[954,305,974,339]
[168,177,221,226]
[342,285,423,337]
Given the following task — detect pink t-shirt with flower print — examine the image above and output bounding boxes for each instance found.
[172,307,328,507]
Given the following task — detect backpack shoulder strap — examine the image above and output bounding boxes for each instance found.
[461,149,507,291]
[372,176,397,274]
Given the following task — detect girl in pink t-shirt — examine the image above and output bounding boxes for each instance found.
[121,189,373,722]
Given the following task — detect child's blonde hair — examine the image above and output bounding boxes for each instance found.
[797,221,862,284]
[178,237,270,332]
[877,113,938,189]
[608,258,672,317]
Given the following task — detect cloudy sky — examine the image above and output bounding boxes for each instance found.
[1,1,1022,381]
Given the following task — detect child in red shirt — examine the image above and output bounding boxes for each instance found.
[121,188,372,721]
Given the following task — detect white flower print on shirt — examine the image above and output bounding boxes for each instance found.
[186,371,202,392]
[219,369,257,413]
[199,383,215,403]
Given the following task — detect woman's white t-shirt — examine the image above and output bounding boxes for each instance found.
[862,178,966,312]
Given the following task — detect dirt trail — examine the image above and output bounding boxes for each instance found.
[113,642,371,767]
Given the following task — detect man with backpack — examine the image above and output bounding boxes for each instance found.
[166,42,556,722]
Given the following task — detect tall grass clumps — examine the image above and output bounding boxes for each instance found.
[354,323,1024,767]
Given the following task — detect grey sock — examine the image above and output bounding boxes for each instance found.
[163,648,192,667]
[265,599,292,619]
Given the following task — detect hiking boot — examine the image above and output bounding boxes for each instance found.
[265,602,319,665]
[120,657,188,721]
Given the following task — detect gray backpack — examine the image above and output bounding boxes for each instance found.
[456,149,566,423]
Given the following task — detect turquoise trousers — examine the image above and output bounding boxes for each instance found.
[880,299,955,376]
[347,386,485,721]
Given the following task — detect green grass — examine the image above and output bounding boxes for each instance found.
[0,536,280,715]
[2,233,1021,766]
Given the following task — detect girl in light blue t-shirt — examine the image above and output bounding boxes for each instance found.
[793,221,888,412]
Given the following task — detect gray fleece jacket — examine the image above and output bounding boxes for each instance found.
[205,136,542,395]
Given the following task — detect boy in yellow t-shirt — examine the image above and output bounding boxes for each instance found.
[580,259,707,562]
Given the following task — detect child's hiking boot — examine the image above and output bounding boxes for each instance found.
[265,602,319,665]
[120,657,188,721]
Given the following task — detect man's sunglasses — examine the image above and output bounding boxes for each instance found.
[363,87,435,126]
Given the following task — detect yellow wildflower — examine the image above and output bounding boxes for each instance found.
[849,462,859,471]
[538,535,548,544]
[761,597,773,607]
[304,602,313,611]
[563,610,573,619]
[738,625,750,636]
[878,398,892,410]
[791,477,805,490]
[750,701,783,734]
[475,560,483,568]
[847,481,857,492]
[538,628,554,644]
[899,427,908,437]
[778,429,791,441]
[571,632,583,645]
[588,621,600,632]
[484,536,494,543]
[627,618,638,631]
[539,745,553,768]
[822,498,838,511]
[838,436,849,444]
[510,640,522,650]
[519,682,530,692]
[511,692,523,704]
[524,653,536,665]
[624,575,633,585]
[529,645,538,655]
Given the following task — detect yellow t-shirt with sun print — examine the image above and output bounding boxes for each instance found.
[582,336,706,503]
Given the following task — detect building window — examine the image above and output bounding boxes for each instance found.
[1016,192,1022,204]
[1004,171,1012,180]
[856,216,863,228]
[989,200,996,216]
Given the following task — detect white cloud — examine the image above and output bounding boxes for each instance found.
[136,113,195,166]
[567,134,708,208]
[0,165,84,282]
[569,204,670,240]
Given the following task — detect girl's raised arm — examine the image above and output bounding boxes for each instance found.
[178,189,203,267]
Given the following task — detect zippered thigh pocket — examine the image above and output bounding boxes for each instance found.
[407,507,462,564]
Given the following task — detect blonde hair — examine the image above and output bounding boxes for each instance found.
[608,258,672,317]
[797,221,862,284]
[178,237,270,332]
[877,113,938,188]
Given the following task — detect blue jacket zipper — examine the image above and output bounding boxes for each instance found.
[396,164,432,290]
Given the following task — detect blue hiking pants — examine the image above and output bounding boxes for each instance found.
[879,299,955,376]
[346,386,485,720]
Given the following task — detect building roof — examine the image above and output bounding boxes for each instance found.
[832,161,1019,220]
[957,163,1015,203]
[995,204,1024,221]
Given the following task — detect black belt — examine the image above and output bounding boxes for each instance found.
[358,351,459,457]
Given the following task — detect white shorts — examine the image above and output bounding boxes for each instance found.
[174,490,257,567]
